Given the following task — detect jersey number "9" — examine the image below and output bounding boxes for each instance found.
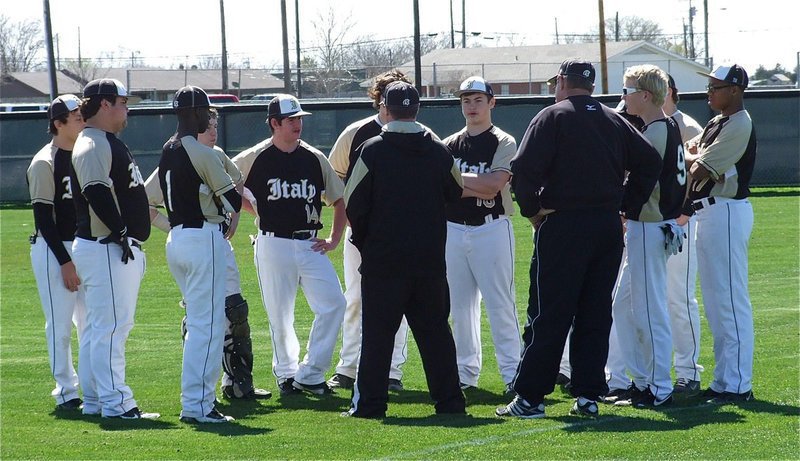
[676,144,687,186]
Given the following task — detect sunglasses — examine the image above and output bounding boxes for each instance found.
[707,84,733,93]
[622,87,645,96]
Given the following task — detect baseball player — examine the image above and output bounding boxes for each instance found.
[157,85,242,423]
[144,108,271,402]
[28,94,88,411]
[611,65,686,409]
[326,70,413,392]
[232,95,346,396]
[442,76,520,393]
[70,78,159,419]
[687,65,756,404]
[663,74,705,396]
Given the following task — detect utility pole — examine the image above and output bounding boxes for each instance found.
[413,0,422,95]
[461,0,466,48]
[449,0,455,48]
[554,17,559,44]
[598,0,608,94]
[220,0,229,91]
[688,0,696,59]
[703,0,709,67]
[295,0,302,98]
[614,11,619,41]
[43,0,58,99]
[280,0,292,93]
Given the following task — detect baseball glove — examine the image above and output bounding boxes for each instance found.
[660,222,685,256]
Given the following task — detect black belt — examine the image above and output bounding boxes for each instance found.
[450,214,501,226]
[692,197,716,211]
[77,235,142,249]
[260,229,318,240]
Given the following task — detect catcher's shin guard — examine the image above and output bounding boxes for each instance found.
[222,293,255,397]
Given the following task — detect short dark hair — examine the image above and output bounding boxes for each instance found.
[48,113,70,135]
[563,75,594,92]
[268,116,286,133]
[80,95,116,120]
[386,104,419,120]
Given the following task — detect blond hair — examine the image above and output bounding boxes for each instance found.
[623,65,668,107]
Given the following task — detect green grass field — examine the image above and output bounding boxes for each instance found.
[1,189,798,460]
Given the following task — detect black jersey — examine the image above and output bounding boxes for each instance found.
[233,139,344,234]
[443,125,516,222]
[71,127,151,241]
[27,143,77,240]
[158,136,237,227]
[689,110,756,201]
[627,117,686,221]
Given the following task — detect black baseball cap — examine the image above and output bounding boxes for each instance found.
[173,85,217,109]
[383,81,419,108]
[697,64,749,88]
[267,94,311,120]
[83,78,141,103]
[454,76,494,98]
[547,59,596,86]
[47,94,81,120]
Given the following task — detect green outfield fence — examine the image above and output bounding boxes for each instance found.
[1,90,798,202]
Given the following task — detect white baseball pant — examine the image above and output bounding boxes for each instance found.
[617,220,675,401]
[446,217,521,387]
[605,247,637,391]
[666,216,703,382]
[254,234,346,385]
[71,237,145,417]
[334,227,408,380]
[695,197,754,394]
[31,239,89,405]
[167,223,228,419]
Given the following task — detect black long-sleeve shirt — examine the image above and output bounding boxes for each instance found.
[511,95,662,217]
[344,121,463,278]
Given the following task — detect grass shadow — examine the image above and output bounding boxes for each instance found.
[382,412,504,428]
[272,391,351,413]
[179,421,273,436]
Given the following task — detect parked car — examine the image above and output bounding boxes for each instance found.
[247,94,279,102]
[208,94,240,104]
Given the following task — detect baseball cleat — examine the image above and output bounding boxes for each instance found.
[292,380,335,395]
[181,408,234,424]
[103,407,161,420]
[278,378,304,395]
[55,398,83,411]
[326,373,355,390]
[600,387,629,404]
[570,397,599,417]
[504,383,516,396]
[387,378,404,392]
[222,385,272,400]
[555,373,571,388]
[613,385,646,407]
[673,378,701,397]
[706,389,754,405]
[495,396,545,418]
[460,382,477,391]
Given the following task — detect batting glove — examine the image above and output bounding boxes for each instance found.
[100,227,135,264]
[660,222,685,256]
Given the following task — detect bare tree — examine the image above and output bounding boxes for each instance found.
[197,55,222,69]
[0,15,45,75]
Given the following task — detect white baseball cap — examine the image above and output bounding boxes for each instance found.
[267,94,311,120]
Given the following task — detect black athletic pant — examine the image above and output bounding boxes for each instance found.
[351,275,466,418]
[512,209,623,403]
